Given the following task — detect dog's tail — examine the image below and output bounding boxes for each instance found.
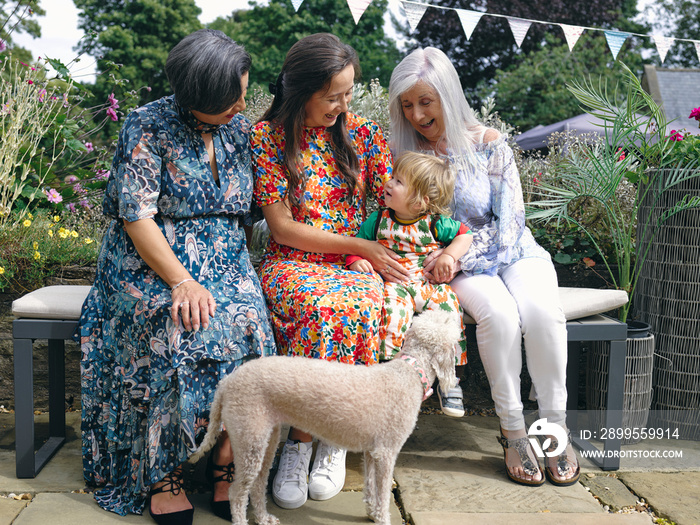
[188,381,224,464]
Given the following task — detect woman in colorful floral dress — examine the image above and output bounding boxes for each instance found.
[75,30,275,524]
[251,33,399,510]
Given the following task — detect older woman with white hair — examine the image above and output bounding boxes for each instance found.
[388,47,579,487]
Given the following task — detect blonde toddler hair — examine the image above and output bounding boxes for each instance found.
[393,151,454,217]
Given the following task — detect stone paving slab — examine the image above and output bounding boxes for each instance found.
[580,474,639,511]
[618,471,700,525]
[0,496,27,525]
[10,491,402,525]
[395,414,602,517]
[410,512,654,524]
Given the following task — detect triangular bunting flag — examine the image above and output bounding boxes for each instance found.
[604,30,630,60]
[696,42,700,63]
[507,17,532,48]
[653,35,675,63]
[456,9,484,41]
[401,1,429,32]
[559,23,584,51]
[347,0,372,24]
[291,0,303,11]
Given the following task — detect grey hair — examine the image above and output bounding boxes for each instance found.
[389,47,485,173]
[166,29,251,115]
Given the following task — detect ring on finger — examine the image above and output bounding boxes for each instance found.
[385,267,391,273]
[179,301,190,309]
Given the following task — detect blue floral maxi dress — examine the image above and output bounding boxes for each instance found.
[75,96,276,516]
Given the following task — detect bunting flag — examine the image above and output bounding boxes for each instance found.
[291,0,304,11]
[559,23,585,52]
[653,35,675,63]
[507,17,532,48]
[456,9,484,41]
[347,0,372,23]
[604,30,630,60]
[401,1,429,32]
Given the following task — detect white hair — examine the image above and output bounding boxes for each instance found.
[388,47,485,174]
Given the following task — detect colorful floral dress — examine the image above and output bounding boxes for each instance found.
[75,95,276,516]
[252,113,392,364]
[347,209,469,361]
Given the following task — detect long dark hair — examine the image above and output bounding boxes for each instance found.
[261,33,361,209]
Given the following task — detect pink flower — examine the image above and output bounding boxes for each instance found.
[44,188,63,204]
[73,183,86,195]
[84,142,94,153]
[27,79,33,85]
[690,108,700,124]
[0,40,6,52]
[65,175,79,183]
[38,88,47,102]
[66,203,76,213]
[669,130,684,142]
[106,107,118,121]
[79,199,92,209]
[617,147,626,161]
[107,93,119,109]
[95,169,110,180]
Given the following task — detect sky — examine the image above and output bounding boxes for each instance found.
[10,0,403,81]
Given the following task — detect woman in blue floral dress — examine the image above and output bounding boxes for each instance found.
[75,30,275,524]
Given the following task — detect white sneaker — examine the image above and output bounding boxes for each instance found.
[308,441,347,501]
[272,440,313,509]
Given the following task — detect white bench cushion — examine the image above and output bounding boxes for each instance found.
[13,284,628,325]
[12,285,92,320]
[463,286,628,324]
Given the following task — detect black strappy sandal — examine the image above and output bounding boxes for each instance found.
[148,468,194,525]
[543,430,581,487]
[496,432,545,487]
[205,449,235,521]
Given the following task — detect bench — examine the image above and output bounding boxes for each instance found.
[11,284,628,477]
[11,285,92,478]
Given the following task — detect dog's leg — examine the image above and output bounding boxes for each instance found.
[249,426,281,525]
[363,450,378,521]
[369,449,398,525]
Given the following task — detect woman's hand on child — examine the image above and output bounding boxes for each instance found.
[360,240,410,283]
[423,249,460,284]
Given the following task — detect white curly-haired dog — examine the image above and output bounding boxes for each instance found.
[190,309,462,525]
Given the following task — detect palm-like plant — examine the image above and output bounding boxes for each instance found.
[528,62,700,323]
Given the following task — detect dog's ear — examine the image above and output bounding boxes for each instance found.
[433,343,457,394]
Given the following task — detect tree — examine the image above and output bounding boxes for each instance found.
[1,1,46,62]
[644,0,700,67]
[209,0,400,88]
[395,0,648,106]
[73,0,202,106]
[484,33,645,132]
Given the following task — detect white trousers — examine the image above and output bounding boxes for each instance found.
[450,257,568,431]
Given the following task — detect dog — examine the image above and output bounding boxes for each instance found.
[190,309,462,525]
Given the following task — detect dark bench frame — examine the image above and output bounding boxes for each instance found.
[14,313,626,478]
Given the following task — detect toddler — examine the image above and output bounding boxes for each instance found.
[347,151,472,416]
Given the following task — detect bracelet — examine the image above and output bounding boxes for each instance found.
[171,278,195,292]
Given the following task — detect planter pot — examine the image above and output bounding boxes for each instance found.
[635,171,700,440]
[586,321,655,445]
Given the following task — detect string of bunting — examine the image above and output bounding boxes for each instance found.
[399,0,700,63]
